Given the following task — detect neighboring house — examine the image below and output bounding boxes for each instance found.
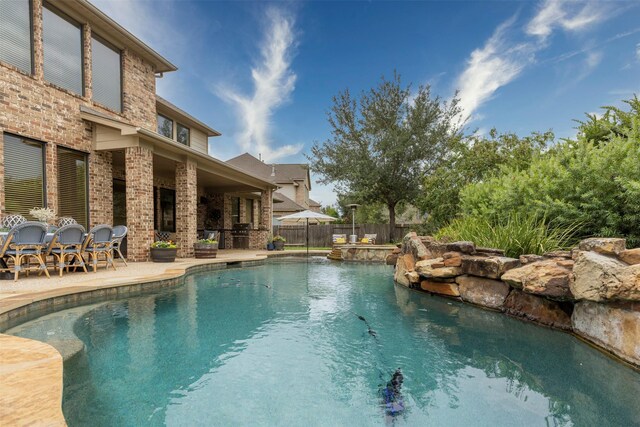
[226,153,315,222]
[309,199,322,213]
[0,0,276,260]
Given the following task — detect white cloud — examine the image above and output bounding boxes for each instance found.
[455,17,535,122]
[215,7,302,162]
[585,50,603,69]
[454,0,614,122]
[526,0,605,41]
[637,43,640,61]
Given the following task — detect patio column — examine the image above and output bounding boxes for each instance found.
[125,146,153,261]
[261,188,273,230]
[175,159,197,258]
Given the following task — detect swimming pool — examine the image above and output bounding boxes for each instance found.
[8,259,640,426]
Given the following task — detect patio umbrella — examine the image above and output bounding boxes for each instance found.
[277,210,338,256]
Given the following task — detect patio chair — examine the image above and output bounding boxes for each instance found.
[112,225,128,266]
[44,224,87,277]
[361,234,377,244]
[2,214,27,229]
[332,234,347,245]
[2,221,50,281]
[57,217,77,227]
[84,225,116,272]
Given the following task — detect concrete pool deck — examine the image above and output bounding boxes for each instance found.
[0,249,329,426]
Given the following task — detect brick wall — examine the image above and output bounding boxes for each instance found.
[175,160,197,257]
[0,2,162,261]
[122,49,157,130]
[88,151,113,226]
[125,146,153,261]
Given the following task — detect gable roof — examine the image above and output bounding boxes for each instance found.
[226,153,312,190]
[308,198,321,207]
[272,192,306,213]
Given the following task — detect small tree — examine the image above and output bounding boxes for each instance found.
[308,72,462,241]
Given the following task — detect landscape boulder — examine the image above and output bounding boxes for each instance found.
[519,254,545,264]
[503,289,572,330]
[455,275,511,310]
[420,280,461,297]
[502,260,573,300]
[461,256,520,279]
[572,251,640,302]
[415,258,462,278]
[542,250,572,259]
[572,301,640,366]
[394,255,411,287]
[442,251,463,267]
[578,237,626,256]
[619,248,640,265]
[402,232,432,260]
[385,253,399,266]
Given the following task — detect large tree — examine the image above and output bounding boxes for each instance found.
[308,73,462,241]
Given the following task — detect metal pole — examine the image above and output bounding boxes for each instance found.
[352,207,355,237]
[306,218,309,258]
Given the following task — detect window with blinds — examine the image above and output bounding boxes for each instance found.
[157,114,173,138]
[231,197,240,224]
[57,147,88,228]
[91,36,121,112]
[3,134,45,218]
[0,0,32,73]
[177,123,190,145]
[42,5,83,94]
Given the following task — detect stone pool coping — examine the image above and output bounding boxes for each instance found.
[0,250,329,426]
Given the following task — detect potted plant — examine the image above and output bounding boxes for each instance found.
[150,241,177,262]
[194,238,218,259]
[266,233,275,251]
[273,235,286,251]
[29,207,56,225]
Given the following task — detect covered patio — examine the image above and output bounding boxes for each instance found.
[82,107,276,261]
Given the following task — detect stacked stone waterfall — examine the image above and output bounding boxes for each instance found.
[389,233,640,367]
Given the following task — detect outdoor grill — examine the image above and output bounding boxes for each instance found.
[231,223,251,249]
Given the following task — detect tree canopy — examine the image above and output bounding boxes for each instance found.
[418,129,553,232]
[458,96,640,246]
[308,72,462,241]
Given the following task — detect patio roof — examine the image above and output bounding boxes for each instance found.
[81,107,276,192]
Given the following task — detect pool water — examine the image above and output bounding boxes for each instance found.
[9,259,640,426]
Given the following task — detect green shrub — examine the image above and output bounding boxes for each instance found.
[436,212,579,257]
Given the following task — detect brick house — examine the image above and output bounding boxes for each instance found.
[0,0,276,261]
[226,153,321,223]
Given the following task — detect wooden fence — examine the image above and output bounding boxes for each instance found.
[272,223,415,246]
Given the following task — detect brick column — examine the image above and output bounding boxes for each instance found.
[125,146,153,261]
[175,159,197,258]
[32,0,44,80]
[0,131,4,214]
[45,143,57,215]
[261,188,273,230]
[83,23,92,100]
[223,194,233,249]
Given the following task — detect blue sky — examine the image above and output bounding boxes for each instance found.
[93,0,640,206]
